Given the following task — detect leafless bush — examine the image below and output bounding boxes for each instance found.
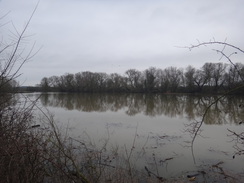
[1,6,160,183]
[0,5,91,182]
[0,97,45,182]
[0,5,46,182]
[2,4,244,182]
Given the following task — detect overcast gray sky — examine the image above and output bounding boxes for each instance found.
[0,0,243,86]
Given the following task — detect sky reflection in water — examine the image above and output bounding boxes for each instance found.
[27,93,244,178]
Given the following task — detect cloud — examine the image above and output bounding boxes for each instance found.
[1,0,244,85]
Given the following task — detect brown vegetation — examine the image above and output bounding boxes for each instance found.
[1,6,244,182]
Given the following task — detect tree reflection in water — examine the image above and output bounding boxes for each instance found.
[31,93,244,180]
[40,93,244,125]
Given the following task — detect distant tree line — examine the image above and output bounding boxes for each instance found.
[39,62,244,94]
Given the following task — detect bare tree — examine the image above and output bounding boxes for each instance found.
[125,69,142,92]
[184,40,244,151]
[143,67,157,92]
[224,63,244,91]
[184,65,196,92]
[0,7,39,92]
[211,62,227,92]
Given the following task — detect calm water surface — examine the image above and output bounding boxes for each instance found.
[25,93,244,178]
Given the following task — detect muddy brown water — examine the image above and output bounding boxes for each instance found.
[23,93,244,180]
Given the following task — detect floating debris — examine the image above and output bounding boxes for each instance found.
[31,124,40,128]
[212,161,224,168]
[144,166,165,182]
[188,176,196,181]
[159,157,174,164]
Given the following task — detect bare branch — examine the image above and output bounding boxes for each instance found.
[185,40,244,53]
[182,40,244,153]
[213,49,244,82]
[0,2,40,90]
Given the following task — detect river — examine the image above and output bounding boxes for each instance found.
[22,92,244,179]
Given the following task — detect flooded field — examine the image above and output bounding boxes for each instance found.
[24,93,244,180]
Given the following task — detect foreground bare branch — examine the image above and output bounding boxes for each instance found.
[183,40,244,149]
